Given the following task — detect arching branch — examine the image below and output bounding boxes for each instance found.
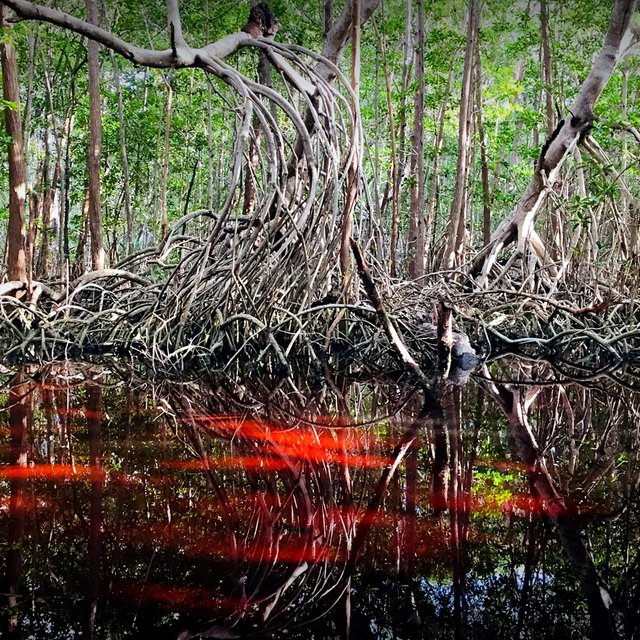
[0,0,254,68]
[471,0,638,289]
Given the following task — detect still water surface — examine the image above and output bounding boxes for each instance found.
[1,365,638,639]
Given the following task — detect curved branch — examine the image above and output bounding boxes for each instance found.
[1,0,254,68]
[471,0,638,288]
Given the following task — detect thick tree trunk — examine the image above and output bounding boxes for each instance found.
[1,5,27,283]
[472,0,638,288]
[86,0,104,271]
[407,0,425,278]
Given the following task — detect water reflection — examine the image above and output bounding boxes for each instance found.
[0,365,639,639]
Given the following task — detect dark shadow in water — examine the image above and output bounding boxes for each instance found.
[0,361,639,639]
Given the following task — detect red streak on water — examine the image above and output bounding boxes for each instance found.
[0,464,104,481]
[175,415,393,470]
[162,457,291,471]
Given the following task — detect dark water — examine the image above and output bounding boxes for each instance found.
[1,365,639,639]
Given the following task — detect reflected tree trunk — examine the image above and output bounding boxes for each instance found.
[486,381,617,640]
[3,373,31,638]
[444,384,468,640]
[86,385,103,638]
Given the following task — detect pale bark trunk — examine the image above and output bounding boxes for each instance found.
[472,0,638,287]
[87,0,104,271]
[1,5,27,283]
[407,0,425,279]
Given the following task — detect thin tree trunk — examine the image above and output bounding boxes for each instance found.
[475,44,491,247]
[107,49,134,255]
[424,67,453,270]
[86,385,103,639]
[443,0,479,271]
[540,0,563,264]
[339,0,361,284]
[407,0,425,278]
[540,0,554,138]
[374,17,398,275]
[390,0,413,277]
[40,141,59,279]
[86,0,104,271]
[160,74,173,240]
[1,5,28,283]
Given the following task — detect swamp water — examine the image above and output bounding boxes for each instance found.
[0,364,639,639]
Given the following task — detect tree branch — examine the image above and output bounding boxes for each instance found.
[471,0,638,288]
[0,0,253,68]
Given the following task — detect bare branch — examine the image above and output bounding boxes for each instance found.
[0,0,254,68]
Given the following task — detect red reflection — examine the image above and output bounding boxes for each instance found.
[178,415,393,470]
[0,464,104,481]
[162,457,291,471]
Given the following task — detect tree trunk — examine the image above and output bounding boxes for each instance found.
[540,0,554,138]
[407,0,425,279]
[86,0,104,271]
[390,0,413,278]
[1,5,27,284]
[160,74,173,240]
[86,385,103,639]
[3,373,30,638]
[443,0,480,271]
[472,0,638,287]
[108,49,134,255]
[339,0,361,284]
[375,18,398,276]
[424,68,453,271]
[474,44,491,248]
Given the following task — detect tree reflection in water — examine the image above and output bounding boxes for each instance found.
[0,363,639,639]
